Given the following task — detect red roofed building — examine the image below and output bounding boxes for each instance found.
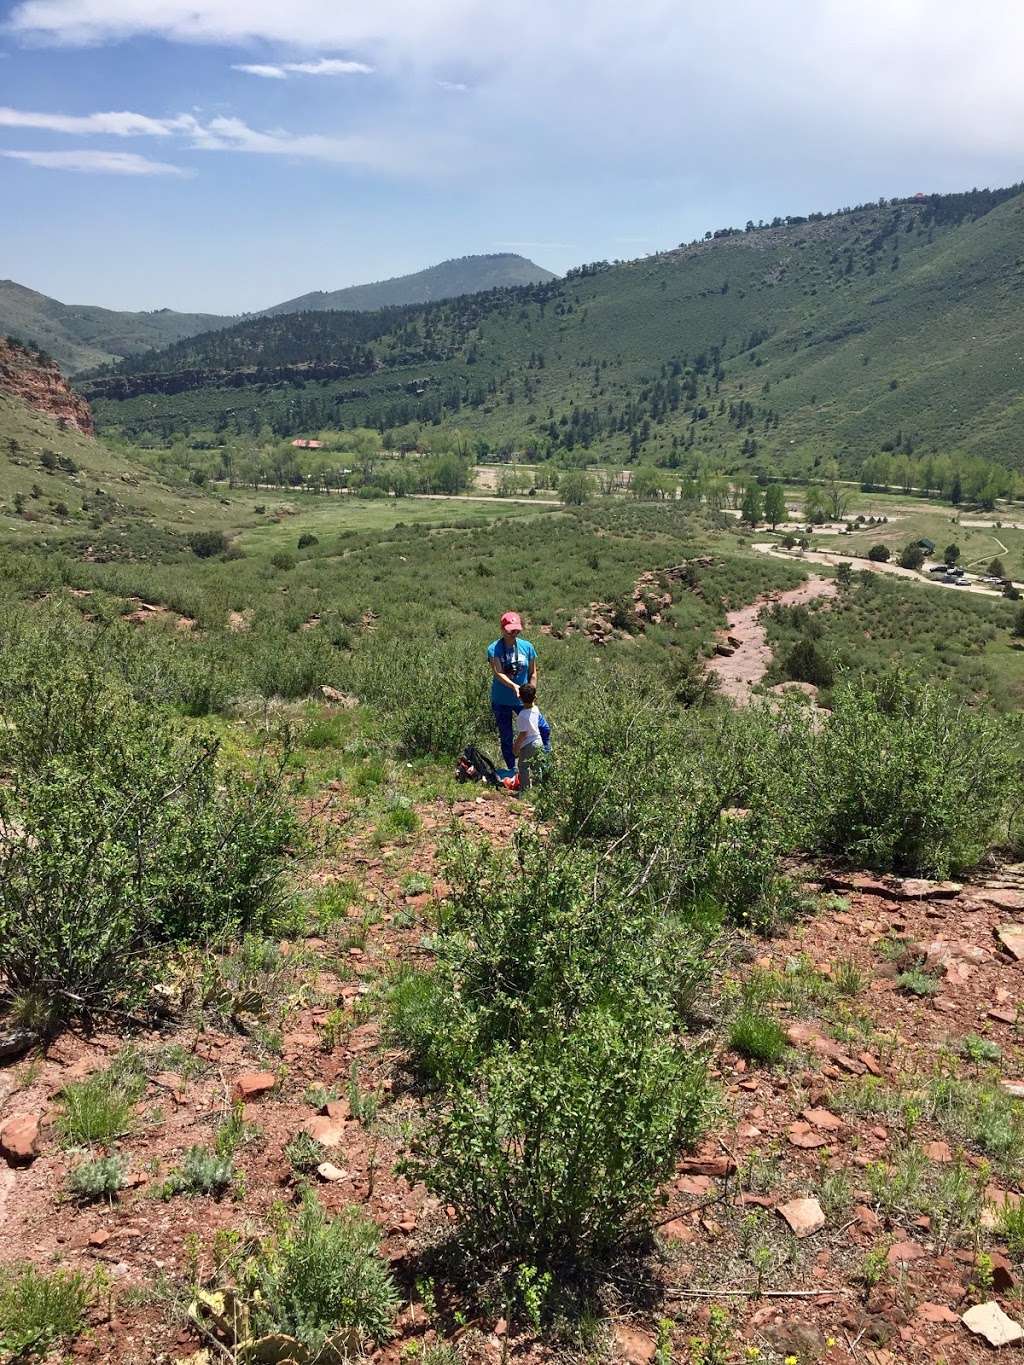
[291,438,324,449]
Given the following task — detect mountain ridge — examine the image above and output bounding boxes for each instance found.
[262,253,556,316]
[81,183,1024,475]
[0,254,556,376]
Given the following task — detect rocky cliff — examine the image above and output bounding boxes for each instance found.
[0,337,93,435]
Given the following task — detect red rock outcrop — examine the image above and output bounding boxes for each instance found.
[0,337,93,435]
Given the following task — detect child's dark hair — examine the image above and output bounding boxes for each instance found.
[520,684,536,705]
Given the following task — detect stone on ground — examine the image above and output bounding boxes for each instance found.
[776,1196,825,1238]
[961,1301,1024,1347]
[0,1113,40,1164]
[995,923,1024,961]
[232,1071,276,1101]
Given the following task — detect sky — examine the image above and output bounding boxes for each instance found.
[1,0,1023,313]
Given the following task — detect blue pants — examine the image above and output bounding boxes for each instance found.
[492,704,550,769]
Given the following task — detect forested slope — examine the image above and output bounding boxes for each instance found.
[84,186,1024,476]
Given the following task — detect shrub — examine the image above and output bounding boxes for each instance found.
[69,1154,125,1203]
[163,1145,234,1197]
[297,533,319,549]
[188,530,228,559]
[959,1034,1002,1064]
[898,544,925,570]
[353,637,490,759]
[394,834,713,1271]
[998,1199,1024,1257]
[0,672,295,1022]
[782,637,835,688]
[896,968,940,997]
[245,1197,399,1355]
[284,1132,325,1176]
[868,544,891,562]
[57,1059,144,1146]
[270,550,296,571]
[729,1006,788,1062]
[797,675,1014,876]
[0,1264,95,1358]
[406,1004,709,1270]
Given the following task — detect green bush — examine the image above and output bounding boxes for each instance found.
[407,1003,708,1270]
[68,1154,125,1202]
[353,637,491,758]
[797,675,1014,875]
[297,533,319,549]
[393,834,713,1272]
[246,1197,399,1355]
[57,1059,145,1146]
[188,530,228,559]
[782,637,835,688]
[729,1006,788,1063]
[163,1145,234,1197]
[0,672,295,1022]
[270,550,296,571]
[0,1264,95,1358]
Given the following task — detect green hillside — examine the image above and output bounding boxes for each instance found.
[1,256,555,379]
[0,387,249,552]
[0,279,232,375]
[262,253,556,314]
[85,186,1024,476]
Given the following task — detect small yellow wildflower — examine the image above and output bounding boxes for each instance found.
[744,1350,761,1362]
[785,1357,799,1365]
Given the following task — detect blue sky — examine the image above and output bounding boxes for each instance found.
[1,0,1023,313]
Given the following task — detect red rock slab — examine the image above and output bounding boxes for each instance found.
[776,1196,826,1238]
[887,1239,925,1266]
[660,1218,697,1243]
[995,923,1024,961]
[802,1106,843,1131]
[788,1121,829,1150]
[916,1302,959,1324]
[232,1070,276,1101]
[612,1323,657,1364]
[0,1113,40,1165]
[677,1155,735,1177]
[302,1116,345,1147]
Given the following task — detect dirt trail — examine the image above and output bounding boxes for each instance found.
[753,541,1022,596]
[707,573,837,703]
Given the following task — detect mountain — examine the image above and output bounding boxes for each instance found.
[0,255,555,378]
[82,185,1024,476]
[262,254,556,315]
[0,280,231,376]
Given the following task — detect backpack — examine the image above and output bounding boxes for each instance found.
[455,743,501,788]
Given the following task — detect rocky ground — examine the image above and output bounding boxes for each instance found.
[706,576,837,704]
[1,779,1023,1364]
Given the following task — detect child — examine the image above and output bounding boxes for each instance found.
[512,684,545,789]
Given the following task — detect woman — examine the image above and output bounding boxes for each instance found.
[487,611,538,770]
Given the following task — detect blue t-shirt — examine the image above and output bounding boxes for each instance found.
[488,637,536,706]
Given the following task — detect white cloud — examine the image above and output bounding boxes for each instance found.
[231,62,286,78]
[1,148,190,174]
[0,103,448,173]
[7,0,1024,170]
[232,56,372,78]
[437,80,469,92]
[283,57,372,75]
[0,104,182,135]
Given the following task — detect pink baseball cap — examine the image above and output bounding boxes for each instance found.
[500,611,523,631]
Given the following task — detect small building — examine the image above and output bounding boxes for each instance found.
[291,438,324,450]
